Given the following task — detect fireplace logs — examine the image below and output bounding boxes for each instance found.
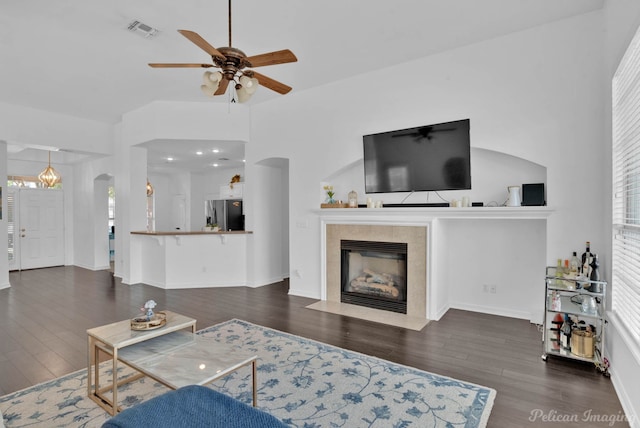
[350,269,401,298]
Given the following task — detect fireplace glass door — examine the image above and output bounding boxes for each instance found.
[341,240,407,313]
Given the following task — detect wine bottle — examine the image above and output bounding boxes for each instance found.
[560,314,572,351]
[569,252,580,276]
[551,313,564,350]
[581,241,591,277]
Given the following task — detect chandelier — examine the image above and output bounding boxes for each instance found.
[38,151,61,188]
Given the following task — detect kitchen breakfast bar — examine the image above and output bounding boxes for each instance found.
[130,230,253,289]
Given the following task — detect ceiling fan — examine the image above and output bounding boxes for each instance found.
[149,0,297,102]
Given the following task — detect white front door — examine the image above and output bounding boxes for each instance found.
[19,188,65,270]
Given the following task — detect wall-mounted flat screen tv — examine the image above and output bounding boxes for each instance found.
[363,119,471,194]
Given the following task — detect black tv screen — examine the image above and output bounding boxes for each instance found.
[363,119,471,193]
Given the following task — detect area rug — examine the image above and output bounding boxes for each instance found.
[0,319,495,427]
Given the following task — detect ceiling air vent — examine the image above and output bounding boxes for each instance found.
[128,20,158,39]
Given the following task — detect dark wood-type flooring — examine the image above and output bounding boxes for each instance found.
[0,266,629,427]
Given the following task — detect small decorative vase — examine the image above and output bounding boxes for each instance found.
[326,196,336,204]
[348,190,358,208]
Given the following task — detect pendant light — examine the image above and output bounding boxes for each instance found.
[146,179,154,196]
[38,151,61,188]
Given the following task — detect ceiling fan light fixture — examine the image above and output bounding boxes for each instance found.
[235,85,252,103]
[203,71,222,84]
[201,84,218,97]
[239,75,258,94]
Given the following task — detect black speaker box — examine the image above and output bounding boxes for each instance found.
[521,183,546,206]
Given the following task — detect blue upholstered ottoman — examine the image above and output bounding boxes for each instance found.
[101,385,287,428]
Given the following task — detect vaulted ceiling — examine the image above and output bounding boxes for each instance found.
[1,1,604,170]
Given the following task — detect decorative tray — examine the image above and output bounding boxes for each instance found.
[131,311,167,331]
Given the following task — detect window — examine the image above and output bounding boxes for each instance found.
[7,191,14,263]
[612,24,640,353]
[7,176,62,189]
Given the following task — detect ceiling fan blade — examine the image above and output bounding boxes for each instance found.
[215,78,230,96]
[251,71,292,94]
[178,30,225,59]
[148,63,214,68]
[246,49,298,67]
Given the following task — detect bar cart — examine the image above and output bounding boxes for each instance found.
[541,266,609,376]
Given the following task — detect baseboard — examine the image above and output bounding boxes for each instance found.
[289,287,321,300]
[609,365,640,428]
[0,281,10,290]
[249,275,286,288]
[73,262,110,271]
[449,301,531,320]
[144,280,248,289]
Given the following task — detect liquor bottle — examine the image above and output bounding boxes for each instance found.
[555,259,564,285]
[560,314,572,351]
[551,313,564,350]
[569,252,580,276]
[581,241,591,277]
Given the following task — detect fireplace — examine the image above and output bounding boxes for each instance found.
[341,240,408,314]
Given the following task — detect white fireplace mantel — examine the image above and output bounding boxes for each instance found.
[316,206,553,325]
[315,205,553,220]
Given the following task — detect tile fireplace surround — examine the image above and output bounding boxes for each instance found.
[308,222,429,331]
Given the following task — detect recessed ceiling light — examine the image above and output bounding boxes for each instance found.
[167,157,174,161]
[212,163,219,167]
[242,159,246,163]
[196,151,203,156]
[212,149,220,153]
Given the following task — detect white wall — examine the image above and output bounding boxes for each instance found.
[250,11,606,301]
[148,173,171,231]
[442,218,546,322]
[73,156,113,270]
[0,102,112,154]
[244,159,288,287]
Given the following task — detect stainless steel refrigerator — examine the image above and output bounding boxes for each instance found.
[205,199,244,231]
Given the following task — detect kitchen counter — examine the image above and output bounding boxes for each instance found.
[130,230,252,289]
[131,230,253,236]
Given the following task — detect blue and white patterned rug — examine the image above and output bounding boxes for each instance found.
[0,319,495,427]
